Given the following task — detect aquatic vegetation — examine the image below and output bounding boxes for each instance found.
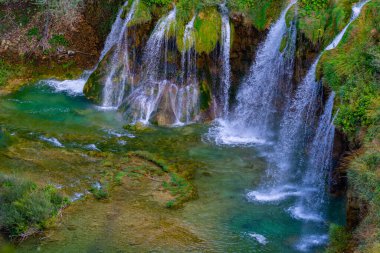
[128,151,196,208]
[0,174,68,239]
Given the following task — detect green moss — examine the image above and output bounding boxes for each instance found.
[298,0,355,47]
[229,0,286,31]
[285,5,296,28]
[320,1,379,139]
[128,151,196,208]
[326,224,351,253]
[83,47,116,104]
[123,122,155,133]
[279,35,288,53]
[194,7,221,54]
[49,34,69,47]
[0,60,16,87]
[199,80,212,111]
[128,0,152,26]
[322,4,380,251]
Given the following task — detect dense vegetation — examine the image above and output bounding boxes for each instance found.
[0,174,68,239]
[318,1,379,252]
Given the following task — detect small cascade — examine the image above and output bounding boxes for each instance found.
[126,8,177,124]
[289,93,336,222]
[44,0,137,96]
[275,56,321,175]
[219,3,231,117]
[101,0,140,108]
[125,10,200,125]
[171,16,198,125]
[210,0,297,145]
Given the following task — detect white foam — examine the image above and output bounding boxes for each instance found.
[288,205,324,222]
[44,78,87,95]
[70,192,84,202]
[248,233,268,245]
[84,144,101,151]
[40,136,64,147]
[207,119,268,146]
[295,234,328,252]
[104,129,134,138]
[246,185,303,203]
[95,106,119,111]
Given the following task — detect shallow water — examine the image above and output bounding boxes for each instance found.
[0,82,345,252]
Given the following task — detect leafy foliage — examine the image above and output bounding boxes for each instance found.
[320,1,379,139]
[0,174,68,238]
[229,0,286,30]
[298,0,355,47]
[326,224,351,253]
[49,34,69,47]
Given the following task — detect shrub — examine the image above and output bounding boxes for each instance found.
[49,34,69,47]
[0,175,68,238]
[326,224,351,253]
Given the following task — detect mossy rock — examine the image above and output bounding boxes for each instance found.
[194,7,221,54]
[285,5,296,28]
[199,80,212,111]
[123,122,154,133]
[128,0,152,27]
[279,34,288,53]
[83,46,116,104]
[229,0,286,31]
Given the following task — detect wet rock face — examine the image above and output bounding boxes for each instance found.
[83,10,266,125]
[230,13,265,96]
[83,46,115,104]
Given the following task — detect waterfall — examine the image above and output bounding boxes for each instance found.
[172,16,198,125]
[277,0,371,178]
[45,0,137,96]
[126,8,177,124]
[219,3,231,117]
[289,93,336,222]
[210,0,297,145]
[124,10,200,125]
[101,0,140,108]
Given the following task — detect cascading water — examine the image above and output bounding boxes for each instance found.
[219,3,231,117]
[289,93,336,222]
[101,0,140,108]
[124,9,199,125]
[171,16,199,125]
[210,0,297,145]
[276,0,371,183]
[125,8,177,124]
[246,1,370,251]
[45,0,137,96]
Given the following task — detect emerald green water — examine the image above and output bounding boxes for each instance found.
[0,82,345,252]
